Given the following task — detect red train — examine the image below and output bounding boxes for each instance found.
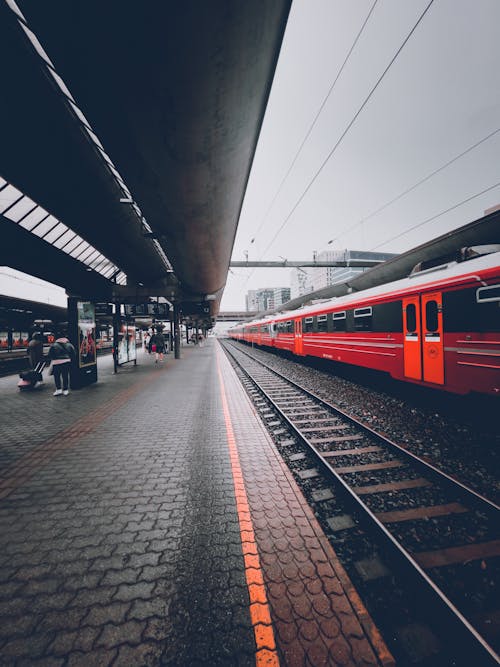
[229,247,500,396]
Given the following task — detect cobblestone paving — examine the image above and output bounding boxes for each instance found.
[0,348,255,666]
[218,344,392,667]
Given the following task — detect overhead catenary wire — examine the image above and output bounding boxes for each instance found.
[255,0,435,264]
[371,180,500,250]
[328,126,500,246]
[248,0,378,248]
[241,0,379,290]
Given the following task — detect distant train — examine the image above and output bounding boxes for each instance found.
[229,247,500,396]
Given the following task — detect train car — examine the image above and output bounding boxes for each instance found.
[229,247,500,396]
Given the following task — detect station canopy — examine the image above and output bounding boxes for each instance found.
[0,0,292,323]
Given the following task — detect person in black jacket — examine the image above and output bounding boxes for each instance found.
[27,333,44,368]
[47,333,76,396]
[148,327,166,363]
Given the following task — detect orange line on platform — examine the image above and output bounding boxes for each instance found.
[216,350,280,667]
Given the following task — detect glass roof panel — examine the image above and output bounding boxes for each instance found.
[42,221,67,243]
[5,0,26,21]
[52,229,76,249]
[116,272,127,285]
[109,165,121,179]
[76,246,95,263]
[83,250,101,266]
[47,66,75,102]
[69,240,90,259]
[96,260,114,274]
[89,255,107,270]
[18,207,49,231]
[3,196,36,222]
[32,215,59,238]
[0,175,127,282]
[84,127,104,150]
[69,101,91,129]
[19,22,53,66]
[101,266,117,278]
[61,235,84,254]
[117,181,130,195]
[97,148,114,166]
[0,184,23,213]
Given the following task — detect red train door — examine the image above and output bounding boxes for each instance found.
[294,319,304,355]
[403,296,422,380]
[403,293,444,385]
[421,291,444,385]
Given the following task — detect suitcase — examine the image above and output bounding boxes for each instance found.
[18,361,45,390]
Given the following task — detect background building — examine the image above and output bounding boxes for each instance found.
[291,249,395,297]
[245,287,291,312]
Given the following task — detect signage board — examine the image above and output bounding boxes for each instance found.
[95,302,113,316]
[124,303,170,317]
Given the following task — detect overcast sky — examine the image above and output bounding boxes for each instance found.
[221,0,500,310]
[3,0,500,313]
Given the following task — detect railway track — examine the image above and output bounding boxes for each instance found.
[221,339,500,666]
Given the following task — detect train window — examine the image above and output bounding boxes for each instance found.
[406,303,417,332]
[372,301,403,332]
[477,285,500,303]
[425,301,438,332]
[286,320,293,333]
[354,307,373,331]
[317,315,328,332]
[304,317,314,333]
[332,311,346,332]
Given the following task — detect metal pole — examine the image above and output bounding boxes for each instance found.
[113,304,120,373]
[174,303,181,359]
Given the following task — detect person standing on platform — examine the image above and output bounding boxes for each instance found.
[144,331,150,352]
[47,332,76,396]
[27,332,44,380]
[149,327,166,363]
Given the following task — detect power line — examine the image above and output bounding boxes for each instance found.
[248,0,378,248]
[257,0,435,263]
[328,126,500,246]
[371,180,500,250]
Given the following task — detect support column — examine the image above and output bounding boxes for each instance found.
[174,303,181,359]
[113,304,120,373]
[169,314,174,352]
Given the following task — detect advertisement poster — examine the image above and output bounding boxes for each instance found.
[118,322,128,365]
[117,322,136,364]
[13,332,30,348]
[128,325,136,362]
[0,332,8,349]
[77,301,96,368]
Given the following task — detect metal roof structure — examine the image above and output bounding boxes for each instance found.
[254,209,500,317]
[0,0,292,322]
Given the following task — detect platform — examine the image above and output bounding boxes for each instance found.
[0,339,392,666]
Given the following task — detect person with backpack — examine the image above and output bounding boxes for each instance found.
[47,332,76,396]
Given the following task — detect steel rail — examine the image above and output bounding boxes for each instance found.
[222,340,500,666]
